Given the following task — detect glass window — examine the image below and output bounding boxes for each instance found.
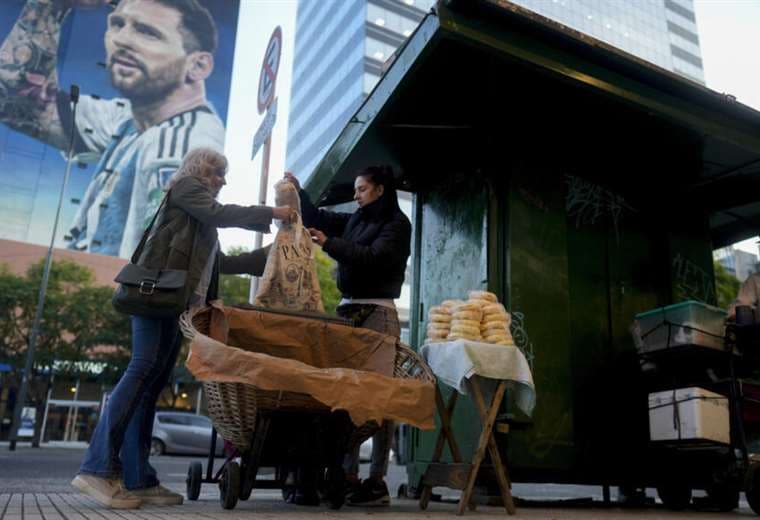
[363,72,380,94]
[189,416,211,428]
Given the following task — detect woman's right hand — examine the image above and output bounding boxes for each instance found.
[284,171,301,191]
[272,206,296,223]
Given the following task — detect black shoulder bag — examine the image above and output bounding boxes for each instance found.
[112,192,191,318]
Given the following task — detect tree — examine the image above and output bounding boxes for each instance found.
[714,261,741,309]
[0,260,131,444]
[315,248,341,315]
[218,245,253,306]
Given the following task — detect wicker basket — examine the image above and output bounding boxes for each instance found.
[180,306,435,452]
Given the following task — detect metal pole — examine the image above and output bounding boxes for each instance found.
[249,134,272,302]
[8,85,79,451]
[39,385,52,446]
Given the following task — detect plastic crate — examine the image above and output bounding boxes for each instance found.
[633,300,726,354]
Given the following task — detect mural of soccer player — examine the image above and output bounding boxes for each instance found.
[0,0,226,257]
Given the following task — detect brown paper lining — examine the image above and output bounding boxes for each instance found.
[186,304,435,430]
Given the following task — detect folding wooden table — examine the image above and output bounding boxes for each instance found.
[418,340,535,515]
[419,375,515,515]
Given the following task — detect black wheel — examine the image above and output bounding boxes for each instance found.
[657,482,691,511]
[239,467,254,501]
[745,463,760,515]
[186,461,202,501]
[219,461,241,510]
[150,438,165,456]
[706,481,739,512]
[325,466,345,510]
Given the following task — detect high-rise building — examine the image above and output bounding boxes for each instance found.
[507,0,704,83]
[286,0,437,181]
[715,246,759,283]
[286,0,704,182]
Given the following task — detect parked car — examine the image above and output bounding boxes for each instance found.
[151,411,223,456]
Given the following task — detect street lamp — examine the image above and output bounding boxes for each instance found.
[8,85,80,451]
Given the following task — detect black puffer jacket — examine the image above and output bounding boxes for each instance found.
[300,190,411,299]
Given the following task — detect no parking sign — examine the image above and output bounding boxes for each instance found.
[257,26,282,115]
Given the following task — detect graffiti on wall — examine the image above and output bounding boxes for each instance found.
[672,253,716,304]
[510,311,535,369]
[564,174,636,240]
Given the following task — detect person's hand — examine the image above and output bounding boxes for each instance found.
[308,227,327,246]
[284,171,301,191]
[272,206,296,224]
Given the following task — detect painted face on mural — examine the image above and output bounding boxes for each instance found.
[105,0,192,103]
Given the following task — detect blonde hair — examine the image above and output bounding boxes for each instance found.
[164,147,228,192]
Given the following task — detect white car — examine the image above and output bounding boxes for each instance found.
[151,411,224,456]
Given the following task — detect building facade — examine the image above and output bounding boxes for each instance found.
[286,0,437,181]
[715,246,759,283]
[507,0,704,83]
[286,0,704,182]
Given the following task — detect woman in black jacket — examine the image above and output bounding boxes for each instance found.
[284,166,411,507]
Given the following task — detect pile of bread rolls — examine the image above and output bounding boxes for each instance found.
[424,290,514,346]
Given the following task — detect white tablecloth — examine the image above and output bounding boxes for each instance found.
[420,340,535,417]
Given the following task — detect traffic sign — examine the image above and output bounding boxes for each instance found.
[257,26,282,114]
[251,98,277,159]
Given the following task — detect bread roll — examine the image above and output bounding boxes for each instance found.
[468,290,498,303]
[450,323,480,337]
[452,310,482,322]
[428,305,451,315]
[482,303,507,315]
[447,333,480,341]
[453,302,481,313]
[482,320,509,332]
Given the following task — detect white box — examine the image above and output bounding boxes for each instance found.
[648,387,729,445]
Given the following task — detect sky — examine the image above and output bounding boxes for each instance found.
[219,0,760,257]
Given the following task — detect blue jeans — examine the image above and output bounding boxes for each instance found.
[79,316,182,490]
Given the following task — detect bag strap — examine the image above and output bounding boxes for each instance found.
[131,191,170,264]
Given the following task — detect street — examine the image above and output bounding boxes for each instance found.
[0,444,758,518]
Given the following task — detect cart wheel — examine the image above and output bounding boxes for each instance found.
[745,463,760,515]
[706,480,739,512]
[219,461,240,510]
[325,466,345,510]
[657,482,691,511]
[186,461,202,501]
[239,470,254,501]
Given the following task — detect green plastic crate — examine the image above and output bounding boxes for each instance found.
[633,300,726,353]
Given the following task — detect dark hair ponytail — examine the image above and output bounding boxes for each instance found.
[356,165,400,214]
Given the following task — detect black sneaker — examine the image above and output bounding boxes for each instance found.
[347,479,391,507]
[345,478,361,499]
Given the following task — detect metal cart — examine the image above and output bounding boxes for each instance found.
[637,312,760,513]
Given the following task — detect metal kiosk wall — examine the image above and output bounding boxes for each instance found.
[301,0,760,499]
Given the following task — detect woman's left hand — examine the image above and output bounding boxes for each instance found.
[308,227,327,246]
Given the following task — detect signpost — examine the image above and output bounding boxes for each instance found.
[249,26,282,302]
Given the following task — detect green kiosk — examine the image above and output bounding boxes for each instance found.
[302,0,760,510]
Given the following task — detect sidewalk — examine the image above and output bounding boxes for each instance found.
[1,491,754,519]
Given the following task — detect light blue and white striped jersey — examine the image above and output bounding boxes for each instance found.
[68,95,225,258]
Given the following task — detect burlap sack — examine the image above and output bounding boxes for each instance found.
[254,180,324,312]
